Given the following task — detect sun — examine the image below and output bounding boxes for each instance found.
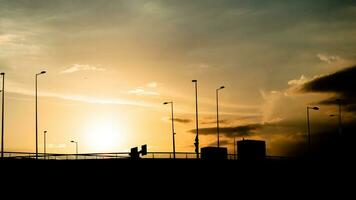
[85,118,123,152]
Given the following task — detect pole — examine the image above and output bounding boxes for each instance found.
[216,89,220,148]
[44,131,46,160]
[193,81,199,159]
[76,142,78,160]
[1,73,4,158]
[171,103,176,159]
[307,108,311,157]
[234,137,236,160]
[35,74,38,159]
[338,100,342,136]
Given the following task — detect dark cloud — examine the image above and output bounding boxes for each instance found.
[200,115,261,125]
[200,119,231,125]
[170,118,192,124]
[301,65,356,113]
[189,123,264,138]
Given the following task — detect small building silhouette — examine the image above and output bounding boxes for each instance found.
[201,147,228,160]
[237,139,266,160]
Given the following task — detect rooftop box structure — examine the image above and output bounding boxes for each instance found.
[237,140,266,161]
[201,147,228,160]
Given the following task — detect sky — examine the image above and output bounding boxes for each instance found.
[1,0,356,156]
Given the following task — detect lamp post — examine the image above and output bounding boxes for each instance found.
[163,101,176,159]
[35,71,46,159]
[70,140,78,160]
[192,80,199,159]
[44,131,47,160]
[216,86,225,148]
[234,137,236,160]
[306,106,319,157]
[1,72,4,158]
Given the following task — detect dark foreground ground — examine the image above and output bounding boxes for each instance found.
[1,158,354,196]
[1,158,354,178]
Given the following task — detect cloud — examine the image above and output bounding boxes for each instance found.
[61,64,106,74]
[300,65,356,112]
[317,54,340,63]
[128,82,160,96]
[128,88,160,96]
[288,75,309,86]
[0,34,18,45]
[6,84,157,108]
[189,123,266,138]
[147,82,158,88]
[201,119,231,125]
[162,117,192,124]
[172,118,192,124]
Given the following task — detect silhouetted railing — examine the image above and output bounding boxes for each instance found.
[1,151,294,160]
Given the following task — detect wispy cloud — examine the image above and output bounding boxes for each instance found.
[288,75,309,86]
[128,82,160,96]
[146,82,158,88]
[0,34,17,45]
[6,85,156,108]
[61,64,106,74]
[172,118,192,124]
[189,123,266,138]
[317,54,340,64]
[200,118,231,125]
[128,88,160,96]
[162,117,192,124]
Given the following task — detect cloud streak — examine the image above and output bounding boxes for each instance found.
[128,88,160,96]
[317,54,340,63]
[61,64,106,74]
[0,34,16,45]
[189,123,266,138]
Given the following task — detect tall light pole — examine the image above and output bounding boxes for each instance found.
[233,137,236,160]
[1,72,4,158]
[192,80,199,159]
[306,106,319,157]
[44,130,47,160]
[216,86,225,148]
[35,71,46,159]
[163,101,176,159]
[71,140,78,160]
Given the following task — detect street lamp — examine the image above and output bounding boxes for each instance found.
[163,101,176,159]
[1,72,4,158]
[70,140,78,160]
[35,71,46,159]
[44,130,47,160]
[192,80,199,159]
[306,106,319,157]
[216,86,225,148]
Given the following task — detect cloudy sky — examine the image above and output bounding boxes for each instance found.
[1,0,356,156]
